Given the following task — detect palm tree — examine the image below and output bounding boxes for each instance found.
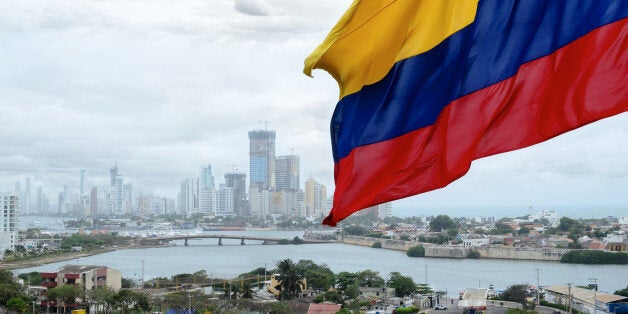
[276,259,302,300]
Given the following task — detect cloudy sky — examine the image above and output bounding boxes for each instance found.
[1,0,626,218]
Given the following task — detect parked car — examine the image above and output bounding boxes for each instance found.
[434,304,448,310]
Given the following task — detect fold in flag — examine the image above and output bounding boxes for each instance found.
[304,0,628,227]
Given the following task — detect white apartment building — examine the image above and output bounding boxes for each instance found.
[1,192,20,257]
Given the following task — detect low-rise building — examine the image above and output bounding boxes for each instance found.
[544,285,628,313]
[41,265,122,292]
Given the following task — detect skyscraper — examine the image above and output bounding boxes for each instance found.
[24,177,31,214]
[80,170,87,195]
[249,130,276,190]
[225,172,247,217]
[216,185,234,215]
[275,155,300,191]
[199,165,215,214]
[249,129,276,217]
[37,186,44,214]
[305,176,326,217]
[199,165,215,190]
[90,187,98,216]
[178,178,195,215]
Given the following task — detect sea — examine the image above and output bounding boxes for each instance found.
[12,220,628,296]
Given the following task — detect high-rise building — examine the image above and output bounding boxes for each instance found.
[361,203,393,220]
[305,176,326,217]
[249,129,276,217]
[0,192,19,257]
[24,177,31,214]
[123,183,133,214]
[80,170,87,195]
[249,130,276,190]
[178,178,195,215]
[199,165,215,214]
[37,186,44,214]
[199,189,215,214]
[275,155,300,191]
[90,187,98,216]
[225,172,247,217]
[109,164,118,187]
[216,185,234,215]
[107,163,125,215]
[199,165,215,190]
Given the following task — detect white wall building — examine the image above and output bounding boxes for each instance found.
[1,192,20,257]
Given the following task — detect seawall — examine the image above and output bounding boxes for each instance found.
[340,235,568,261]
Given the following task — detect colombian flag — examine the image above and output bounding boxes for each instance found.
[305,0,628,226]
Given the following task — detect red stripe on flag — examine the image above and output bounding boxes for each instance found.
[324,19,628,226]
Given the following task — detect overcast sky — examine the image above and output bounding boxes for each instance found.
[1,0,626,218]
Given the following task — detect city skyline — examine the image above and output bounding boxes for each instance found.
[1,0,627,218]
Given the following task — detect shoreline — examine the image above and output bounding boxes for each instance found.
[2,243,173,271]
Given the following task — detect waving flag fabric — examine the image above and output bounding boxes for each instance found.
[304,0,628,226]
[305,0,628,227]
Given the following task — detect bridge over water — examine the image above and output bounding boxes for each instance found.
[143,234,336,246]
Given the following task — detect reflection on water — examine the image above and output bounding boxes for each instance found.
[14,232,627,295]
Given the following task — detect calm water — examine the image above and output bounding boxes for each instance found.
[14,230,628,295]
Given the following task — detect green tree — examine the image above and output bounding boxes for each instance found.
[47,284,82,313]
[416,284,433,295]
[342,225,371,236]
[121,277,134,289]
[335,272,358,291]
[17,272,41,286]
[7,297,29,313]
[407,245,425,257]
[113,289,150,313]
[262,301,292,314]
[305,270,334,291]
[276,259,302,300]
[429,215,456,232]
[558,217,577,232]
[0,269,28,306]
[313,290,342,304]
[91,286,116,314]
[500,284,532,309]
[614,286,628,297]
[344,285,360,300]
[387,272,417,297]
[356,270,385,288]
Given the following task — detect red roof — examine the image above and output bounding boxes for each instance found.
[307,303,342,314]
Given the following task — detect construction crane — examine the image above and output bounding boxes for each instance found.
[226,164,245,172]
[258,120,286,130]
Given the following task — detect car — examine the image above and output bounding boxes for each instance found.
[434,304,448,310]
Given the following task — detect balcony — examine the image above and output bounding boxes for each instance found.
[41,282,57,288]
[64,273,80,280]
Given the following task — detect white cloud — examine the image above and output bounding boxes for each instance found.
[1,0,626,218]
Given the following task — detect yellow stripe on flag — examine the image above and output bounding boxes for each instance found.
[304,0,478,99]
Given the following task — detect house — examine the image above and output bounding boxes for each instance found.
[462,236,490,248]
[359,287,395,300]
[40,265,122,292]
[307,303,342,314]
[544,285,628,314]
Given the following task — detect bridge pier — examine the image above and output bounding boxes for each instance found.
[241,238,245,245]
[218,237,223,246]
[184,238,188,246]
